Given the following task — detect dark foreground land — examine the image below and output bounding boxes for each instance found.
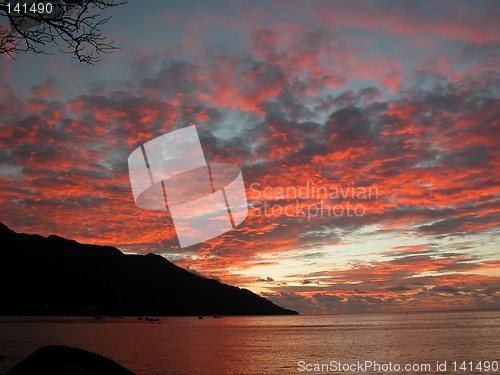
[0,223,298,317]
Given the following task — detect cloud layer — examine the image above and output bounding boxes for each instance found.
[1,0,499,313]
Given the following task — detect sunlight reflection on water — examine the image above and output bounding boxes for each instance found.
[0,311,499,375]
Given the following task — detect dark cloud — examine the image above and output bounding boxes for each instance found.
[256,276,275,282]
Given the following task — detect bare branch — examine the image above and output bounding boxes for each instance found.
[0,0,126,63]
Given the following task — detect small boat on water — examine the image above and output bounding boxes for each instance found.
[198,316,204,320]
[144,317,160,322]
[212,315,222,319]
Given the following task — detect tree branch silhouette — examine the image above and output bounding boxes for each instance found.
[0,0,125,64]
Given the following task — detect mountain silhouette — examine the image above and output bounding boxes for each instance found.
[0,223,298,316]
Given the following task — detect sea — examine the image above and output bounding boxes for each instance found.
[0,310,499,375]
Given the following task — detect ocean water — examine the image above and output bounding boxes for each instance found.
[0,310,499,374]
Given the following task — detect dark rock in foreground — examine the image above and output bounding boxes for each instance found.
[8,345,134,375]
[0,223,298,316]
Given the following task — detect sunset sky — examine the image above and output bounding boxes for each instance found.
[0,0,499,314]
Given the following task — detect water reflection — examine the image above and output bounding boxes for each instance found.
[0,311,499,374]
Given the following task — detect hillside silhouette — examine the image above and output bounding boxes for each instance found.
[0,224,298,316]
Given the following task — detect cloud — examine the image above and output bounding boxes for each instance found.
[256,276,275,282]
[1,4,499,313]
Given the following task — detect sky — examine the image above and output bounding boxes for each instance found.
[0,0,499,314]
